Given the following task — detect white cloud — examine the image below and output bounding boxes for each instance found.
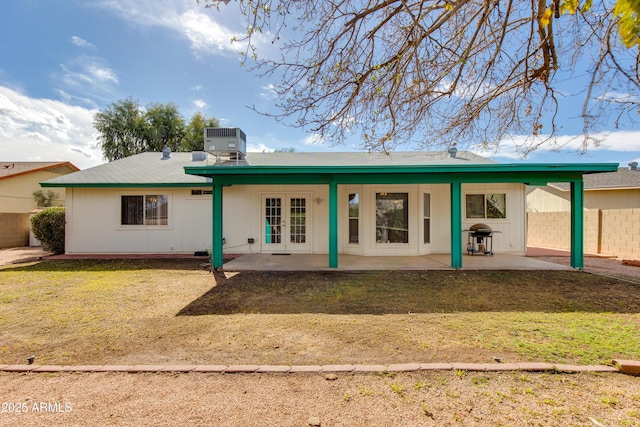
[96,0,246,57]
[247,142,272,153]
[477,131,640,163]
[0,86,103,169]
[303,133,325,146]
[259,83,278,100]
[71,36,95,49]
[193,99,208,110]
[56,56,119,102]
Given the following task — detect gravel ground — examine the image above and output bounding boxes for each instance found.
[1,371,639,426]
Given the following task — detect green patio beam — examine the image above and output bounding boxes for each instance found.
[329,181,338,268]
[570,180,585,269]
[212,182,224,270]
[450,181,463,269]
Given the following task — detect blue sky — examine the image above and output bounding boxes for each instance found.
[0,0,638,170]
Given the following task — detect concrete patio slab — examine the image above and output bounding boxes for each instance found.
[222,253,571,271]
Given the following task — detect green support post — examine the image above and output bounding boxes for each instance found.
[570,180,584,269]
[212,182,224,270]
[328,181,338,268]
[450,181,462,269]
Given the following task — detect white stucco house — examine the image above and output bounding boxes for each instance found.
[41,132,617,269]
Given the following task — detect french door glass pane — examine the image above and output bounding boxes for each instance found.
[265,198,282,244]
[289,198,306,244]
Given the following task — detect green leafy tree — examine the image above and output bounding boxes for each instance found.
[31,208,66,254]
[203,0,640,156]
[144,102,187,152]
[33,190,59,208]
[182,112,220,151]
[95,99,220,161]
[94,97,148,161]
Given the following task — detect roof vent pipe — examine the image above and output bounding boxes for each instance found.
[448,146,458,158]
[161,145,171,160]
[629,161,638,171]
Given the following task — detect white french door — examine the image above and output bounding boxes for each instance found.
[262,194,311,252]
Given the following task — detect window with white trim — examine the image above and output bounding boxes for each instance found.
[121,195,168,226]
[376,192,409,243]
[423,193,431,244]
[348,193,359,244]
[465,193,506,219]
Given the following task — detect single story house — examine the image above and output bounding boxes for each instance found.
[0,161,78,248]
[527,164,640,211]
[527,163,640,259]
[41,133,617,269]
[1,161,79,213]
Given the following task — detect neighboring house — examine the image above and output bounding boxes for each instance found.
[527,164,640,259]
[0,161,79,248]
[0,162,79,213]
[41,133,616,269]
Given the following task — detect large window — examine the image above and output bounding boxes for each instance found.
[121,195,168,226]
[466,193,506,219]
[376,192,409,243]
[348,193,359,244]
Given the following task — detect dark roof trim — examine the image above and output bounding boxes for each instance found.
[0,162,79,181]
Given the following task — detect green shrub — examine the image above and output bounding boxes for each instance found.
[31,207,66,254]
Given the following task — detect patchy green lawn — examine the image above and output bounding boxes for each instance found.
[1,259,639,366]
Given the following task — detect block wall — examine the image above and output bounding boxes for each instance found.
[527,208,640,260]
[0,213,30,248]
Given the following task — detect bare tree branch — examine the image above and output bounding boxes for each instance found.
[204,0,640,156]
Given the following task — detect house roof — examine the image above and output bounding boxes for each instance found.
[0,161,79,181]
[41,152,211,187]
[41,150,619,188]
[548,167,640,191]
[40,150,494,187]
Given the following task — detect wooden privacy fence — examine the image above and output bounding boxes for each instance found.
[527,208,640,260]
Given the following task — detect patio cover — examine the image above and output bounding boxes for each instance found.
[184,161,618,270]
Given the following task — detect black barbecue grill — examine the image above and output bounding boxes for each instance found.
[466,223,494,255]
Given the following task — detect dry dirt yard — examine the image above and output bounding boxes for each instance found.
[1,248,640,426]
[1,370,639,426]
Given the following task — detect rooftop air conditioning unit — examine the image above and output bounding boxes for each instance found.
[204,127,246,158]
